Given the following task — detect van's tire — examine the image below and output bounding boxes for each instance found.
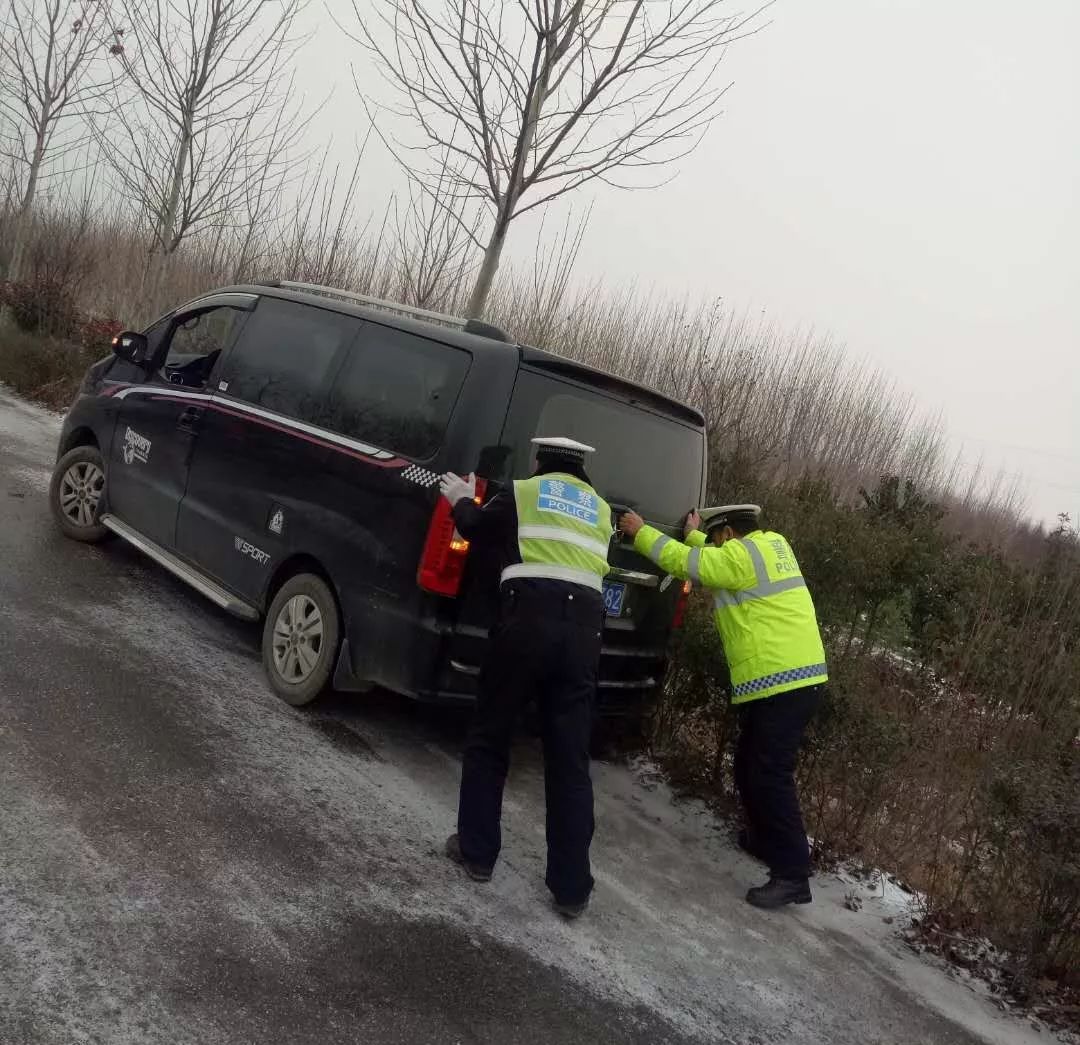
[50,445,110,543]
[262,573,340,707]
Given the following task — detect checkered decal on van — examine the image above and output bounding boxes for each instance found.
[401,464,441,489]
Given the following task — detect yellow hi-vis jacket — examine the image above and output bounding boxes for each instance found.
[634,525,827,704]
[501,473,613,592]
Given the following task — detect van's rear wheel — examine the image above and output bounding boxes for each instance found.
[263,574,340,707]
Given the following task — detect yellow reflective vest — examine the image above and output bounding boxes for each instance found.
[635,525,827,704]
[502,473,613,591]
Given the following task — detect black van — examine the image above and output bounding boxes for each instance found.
[51,282,706,714]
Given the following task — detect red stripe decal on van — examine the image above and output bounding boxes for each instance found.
[198,400,406,469]
[108,382,413,472]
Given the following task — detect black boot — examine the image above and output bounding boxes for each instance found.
[553,896,590,920]
[445,834,493,883]
[746,876,812,909]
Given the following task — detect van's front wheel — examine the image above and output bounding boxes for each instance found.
[50,445,109,543]
[263,574,340,706]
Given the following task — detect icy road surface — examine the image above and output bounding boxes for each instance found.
[0,386,1049,1045]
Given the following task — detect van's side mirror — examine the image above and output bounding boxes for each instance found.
[111,331,149,365]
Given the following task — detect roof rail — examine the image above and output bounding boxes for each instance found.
[269,280,512,342]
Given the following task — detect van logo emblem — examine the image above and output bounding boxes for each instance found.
[268,508,284,535]
[121,426,151,465]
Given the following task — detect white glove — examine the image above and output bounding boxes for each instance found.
[439,471,476,507]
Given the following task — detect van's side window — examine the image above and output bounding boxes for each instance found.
[327,326,470,459]
[161,305,244,389]
[221,298,358,424]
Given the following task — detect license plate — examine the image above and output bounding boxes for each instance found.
[603,580,627,617]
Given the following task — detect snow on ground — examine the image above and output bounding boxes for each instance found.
[0,382,62,444]
[0,382,1064,1045]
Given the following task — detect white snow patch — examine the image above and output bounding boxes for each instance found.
[8,464,51,492]
[0,385,63,467]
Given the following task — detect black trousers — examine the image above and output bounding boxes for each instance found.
[734,683,823,880]
[457,581,603,906]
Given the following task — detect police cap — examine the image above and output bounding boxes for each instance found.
[531,436,595,464]
[700,503,762,534]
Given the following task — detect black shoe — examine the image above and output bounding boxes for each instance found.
[746,877,812,909]
[737,828,767,863]
[554,897,590,920]
[444,834,493,883]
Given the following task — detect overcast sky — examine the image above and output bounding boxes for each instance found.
[304,0,1079,526]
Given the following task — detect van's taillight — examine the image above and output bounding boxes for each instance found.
[672,580,693,628]
[417,478,487,597]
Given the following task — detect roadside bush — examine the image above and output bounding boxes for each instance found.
[799,659,911,858]
[653,593,736,793]
[0,277,81,338]
[650,474,1080,996]
[77,313,124,353]
[0,327,99,409]
[977,750,1080,989]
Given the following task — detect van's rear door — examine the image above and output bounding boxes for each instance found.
[443,360,706,715]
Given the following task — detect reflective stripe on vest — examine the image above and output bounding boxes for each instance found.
[732,663,828,700]
[712,537,808,609]
[687,546,703,583]
[501,562,604,592]
[517,524,611,559]
[648,533,673,560]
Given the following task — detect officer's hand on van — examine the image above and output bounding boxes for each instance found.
[684,509,701,538]
[617,510,645,538]
[439,471,477,507]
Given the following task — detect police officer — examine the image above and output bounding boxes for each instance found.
[618,503,827,909]
[438,437,613,918]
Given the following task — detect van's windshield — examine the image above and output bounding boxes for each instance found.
[501,370,705,527]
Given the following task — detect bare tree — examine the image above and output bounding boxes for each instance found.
[274,149,369,287]
[0,0,118,281]
[100,0,307,293]
[227,71,309,282]
[392,155,480,308]
[350,0,767,318]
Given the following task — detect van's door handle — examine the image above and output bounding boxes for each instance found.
[177,406,204,432]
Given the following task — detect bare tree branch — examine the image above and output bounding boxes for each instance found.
[93,0,309,298]
[0,0,119,281]
[343,0,771,317]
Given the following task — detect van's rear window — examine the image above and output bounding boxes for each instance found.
[503,370,704,526]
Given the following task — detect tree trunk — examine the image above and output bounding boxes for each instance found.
[465,216,509,319]
[5,126,48,283]
[464,12,565,320]
[158,115,194,256]
[143,250,173,318]
[232,230,256,284]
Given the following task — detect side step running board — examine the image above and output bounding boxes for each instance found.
[100,514,260,621]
